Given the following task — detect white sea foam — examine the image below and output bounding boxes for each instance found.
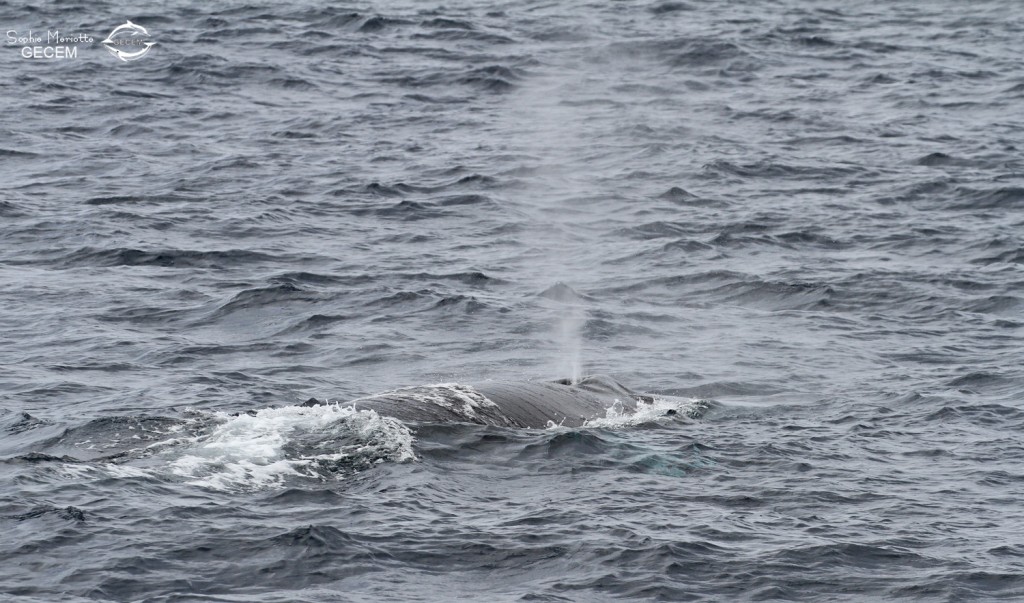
[162,404,415,491]
[40,404,407,492]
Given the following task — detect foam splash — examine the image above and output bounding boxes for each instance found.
[163,404,415,491]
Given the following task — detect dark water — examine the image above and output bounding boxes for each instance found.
[2,0,1024,600]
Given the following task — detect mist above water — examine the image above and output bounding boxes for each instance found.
[504,53,609,383]
[541,282,586,383]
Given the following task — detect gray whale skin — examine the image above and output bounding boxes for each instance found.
[304,375,664,428]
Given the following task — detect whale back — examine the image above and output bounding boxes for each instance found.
[472,374,641,428]
[315,375,646,428]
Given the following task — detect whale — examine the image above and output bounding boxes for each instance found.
[303,375,695,428]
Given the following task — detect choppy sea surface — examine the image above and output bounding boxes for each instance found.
[2,0,1023,600]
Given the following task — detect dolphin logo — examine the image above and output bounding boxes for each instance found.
[101,20,155,62]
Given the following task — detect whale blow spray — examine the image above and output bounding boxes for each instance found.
[542,282,586,384]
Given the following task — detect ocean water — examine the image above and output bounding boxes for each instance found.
[2,0,1023,600]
